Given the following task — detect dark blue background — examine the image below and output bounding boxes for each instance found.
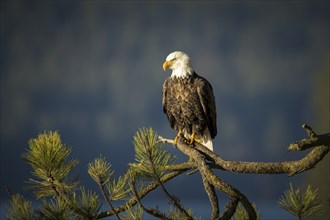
[1,1,329,219]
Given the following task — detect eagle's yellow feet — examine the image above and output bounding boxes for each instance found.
[189,133,195,144]
[173,130,182,145]
[189,133,201,145]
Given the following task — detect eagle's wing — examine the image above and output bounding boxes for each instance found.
[196,77,217,138]
[162,78,168,113]
[162,78,176,128]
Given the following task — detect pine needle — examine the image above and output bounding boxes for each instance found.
[130,127,175,180]
[106,173,130,201]
[232,203,261,220]
[38,198,73,220]
[22,131,78,199]
[278,183,322,219]
[72,187,102,219]
[88,155,113,186]
[5,194,36,220]
[122,203,144,220]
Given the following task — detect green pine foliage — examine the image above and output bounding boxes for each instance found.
[5,194,36,220]
[106,172,130,201]
[88,155,114,186]
[130,127,175,180]
[22,131,78,198]
[88,155,129,201]
[5,128,326,219]
[232,203,261,220]
[278,183,322,220]
[167,205,200,220]
[127,168,148,199]
[72,187,102,219]
[38,199,73,220]
[122,203,144,220]
[5,128,184,219]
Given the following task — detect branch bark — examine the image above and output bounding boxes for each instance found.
[157,124,329,219]
[288,124,329,151]
[160,126,330,177]
[201,174,219,220]
[175,137,257,219]
[98,180,121,220]
[97,125,329,219]
[220,197,239,220]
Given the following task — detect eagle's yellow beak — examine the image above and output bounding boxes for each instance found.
[162,60,173,71]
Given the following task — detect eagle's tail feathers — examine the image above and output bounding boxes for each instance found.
[201,138,213,152]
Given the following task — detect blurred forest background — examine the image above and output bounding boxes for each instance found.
[1,1,329,219]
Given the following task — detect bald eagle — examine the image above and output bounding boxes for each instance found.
[162,51,217,151]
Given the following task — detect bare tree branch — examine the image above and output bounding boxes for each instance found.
[302,124,317,138]
[219,197,239,220]
[157,124,329,219]
[201,174,219,220]
[144,135,193,220]
[97,125,329,219]
[288,124,329,151]
[191,125,329,176]
[194,143,329,176]
[174,137,257,219]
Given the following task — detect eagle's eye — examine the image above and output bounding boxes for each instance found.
[170,58,176,62]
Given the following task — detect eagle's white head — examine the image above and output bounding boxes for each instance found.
[162,51,194,78]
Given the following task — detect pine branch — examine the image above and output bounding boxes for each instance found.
[100,183,121,220]
[219,197,239,220]
[159,137,256,219]
[46,176,79,217]
[38,198,73,220]
[105,172,129,201]
[157,179,193,220]
[159,124,330,177]
[97,168,190,218]
[131,128,175,179]
[232,203,261,220]
[88,156,124,220]
[201,174,219,220]
[174,137,257,219]
[128,172,172,220]
[5,194,36,220]
[99,125,329,219]
[278,183,322,219]
[122,203,143,220]
[157,124,329,219]
[88,156,113,186]
[131,128,192,219]
[72,187,102,219]
[14,126,328,219]
[22,131,78,199]
[288,124,329,151]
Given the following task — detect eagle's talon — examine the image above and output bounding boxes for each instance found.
[173,130,182,145]
[173,137,178,145]
[189,139,194,145]
[188,133,202,145]
[189,133,196,145]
